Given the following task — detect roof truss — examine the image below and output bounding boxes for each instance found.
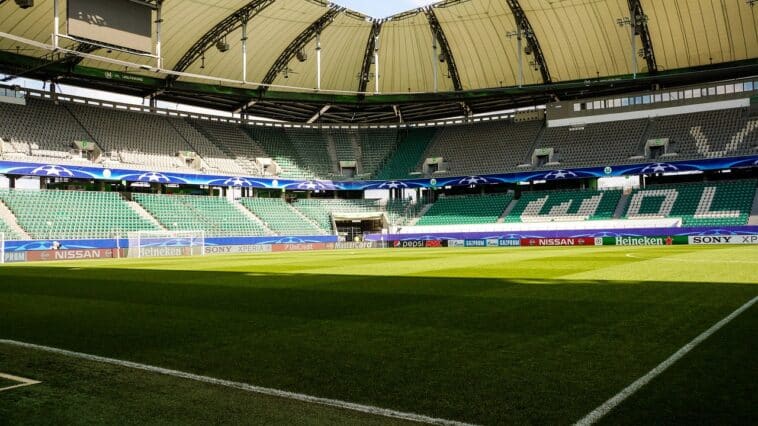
[169,0,276,80]
[259,5,344,91]
[357,20,382,94]
[424,7,463,92]
[628,0,657,74]
[505,0,551,84]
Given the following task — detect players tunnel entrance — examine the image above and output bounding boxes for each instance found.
[332,213,386,242]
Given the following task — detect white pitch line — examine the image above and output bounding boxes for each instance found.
[575,295,758,426]
[625,253,758,264]
[0,339,474,426]
[0,372,41,393]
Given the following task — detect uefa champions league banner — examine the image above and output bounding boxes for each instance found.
[1,155,757,191]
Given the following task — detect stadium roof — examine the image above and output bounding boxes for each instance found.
[1,0,757,122]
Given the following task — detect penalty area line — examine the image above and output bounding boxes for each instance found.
[575,295,758,426]
[0,372,41,393]
[0,339,474,426]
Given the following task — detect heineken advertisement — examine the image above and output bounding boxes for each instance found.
[599,236,688,246]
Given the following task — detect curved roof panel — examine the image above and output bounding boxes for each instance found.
[0,0,756,95]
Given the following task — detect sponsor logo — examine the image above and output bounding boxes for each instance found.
[521,238,596,247]
[139,246,186,257]
[272,243,334,252]
[204,245,272,254]
[464,240,486,247]
[26,249,121,262]
[615,237,666,246]
[486,239,499,247]
[334,242,377,250]
[425,240,443,248]
[689,235,758,245]
[392,240,432,248]
[498,239,520,247]
[448,240,465,247]
[3,251,27,263]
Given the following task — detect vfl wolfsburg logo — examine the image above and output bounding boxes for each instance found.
[429,178,437,187]
[32,165,75,177]
[604,166,613,175]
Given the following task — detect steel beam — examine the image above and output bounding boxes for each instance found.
[169,0,275,81]
[424,7,463,91]
[505,0,551,84]
[259,6,343,92]
[628,0,657,74]
[358,21,382,94]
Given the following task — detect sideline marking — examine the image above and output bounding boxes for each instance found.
[625,252,758,264]
[575,295,758,425]
[0,372,41,393]
[0,339,473,426]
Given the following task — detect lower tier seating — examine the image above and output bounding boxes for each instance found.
[506,189,621,222]
[416,193,514,225]
[240,198,324,236]
[133,194,267,237]
[0,189,157,239]
[624,180,757,226]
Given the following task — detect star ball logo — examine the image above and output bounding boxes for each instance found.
[378,181,409,189]
[544,170,577,180]
[137,172,171,183]
[458,176,489,185]
[641,163,679,174]
[297,180,328,190]
[223,177,252,187]
[31,165,75,177]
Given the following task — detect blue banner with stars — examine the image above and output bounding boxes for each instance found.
[1,155,756,190]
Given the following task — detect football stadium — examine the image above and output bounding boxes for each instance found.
[0,0,757,424]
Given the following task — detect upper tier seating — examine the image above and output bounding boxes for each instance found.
[0,189,157,239]
[188,120,268,175]
[133,194,267,237]
[646,108,758,160]
[166,118,247,175]
[416,193,514,225]
[421,120,543,176]
[506,189,622,222]
[376,128,437,180]
[244,126,316,179]
[240,198,325,236]
[537,119,648,168]
[624,180,757,226]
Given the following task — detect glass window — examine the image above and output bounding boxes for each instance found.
[684,90,693,99]
[735,83,744,93]
[717,85,725,95]
[621,97,629,107]
[744,81,753,91]
[653,94,661,102]
[614,98,622,107]
[635,96,643,104]
[642,95,651,104]
[594,100,603,109]
[693,89,701,98]
[670,92,678,101]
[708,87,716,96]
[662,92,670,101]
[574,103,581,112]
[586,102,593,110]
[725,84,735,94]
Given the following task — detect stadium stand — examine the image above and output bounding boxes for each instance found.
[415,193,514,225]
[420,120,543,176]
[536,119,649,168]
[0,189,157,239]
[63,103,197,172]
[188,120,268,176]
[166,118,248,175]
[624,180,757,226]
[283,129,337,179]
[506,189,622,222]
[240,198,325,236]
[646,108,758,160]
[243,126,316,179]
[0,98,95,165]
[0,216,19,240]
[375,128,437,180]
[132,194,268,237]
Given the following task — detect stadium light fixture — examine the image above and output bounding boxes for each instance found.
[506,29,523,88]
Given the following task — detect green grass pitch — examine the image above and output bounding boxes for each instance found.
[0,245,756,425]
